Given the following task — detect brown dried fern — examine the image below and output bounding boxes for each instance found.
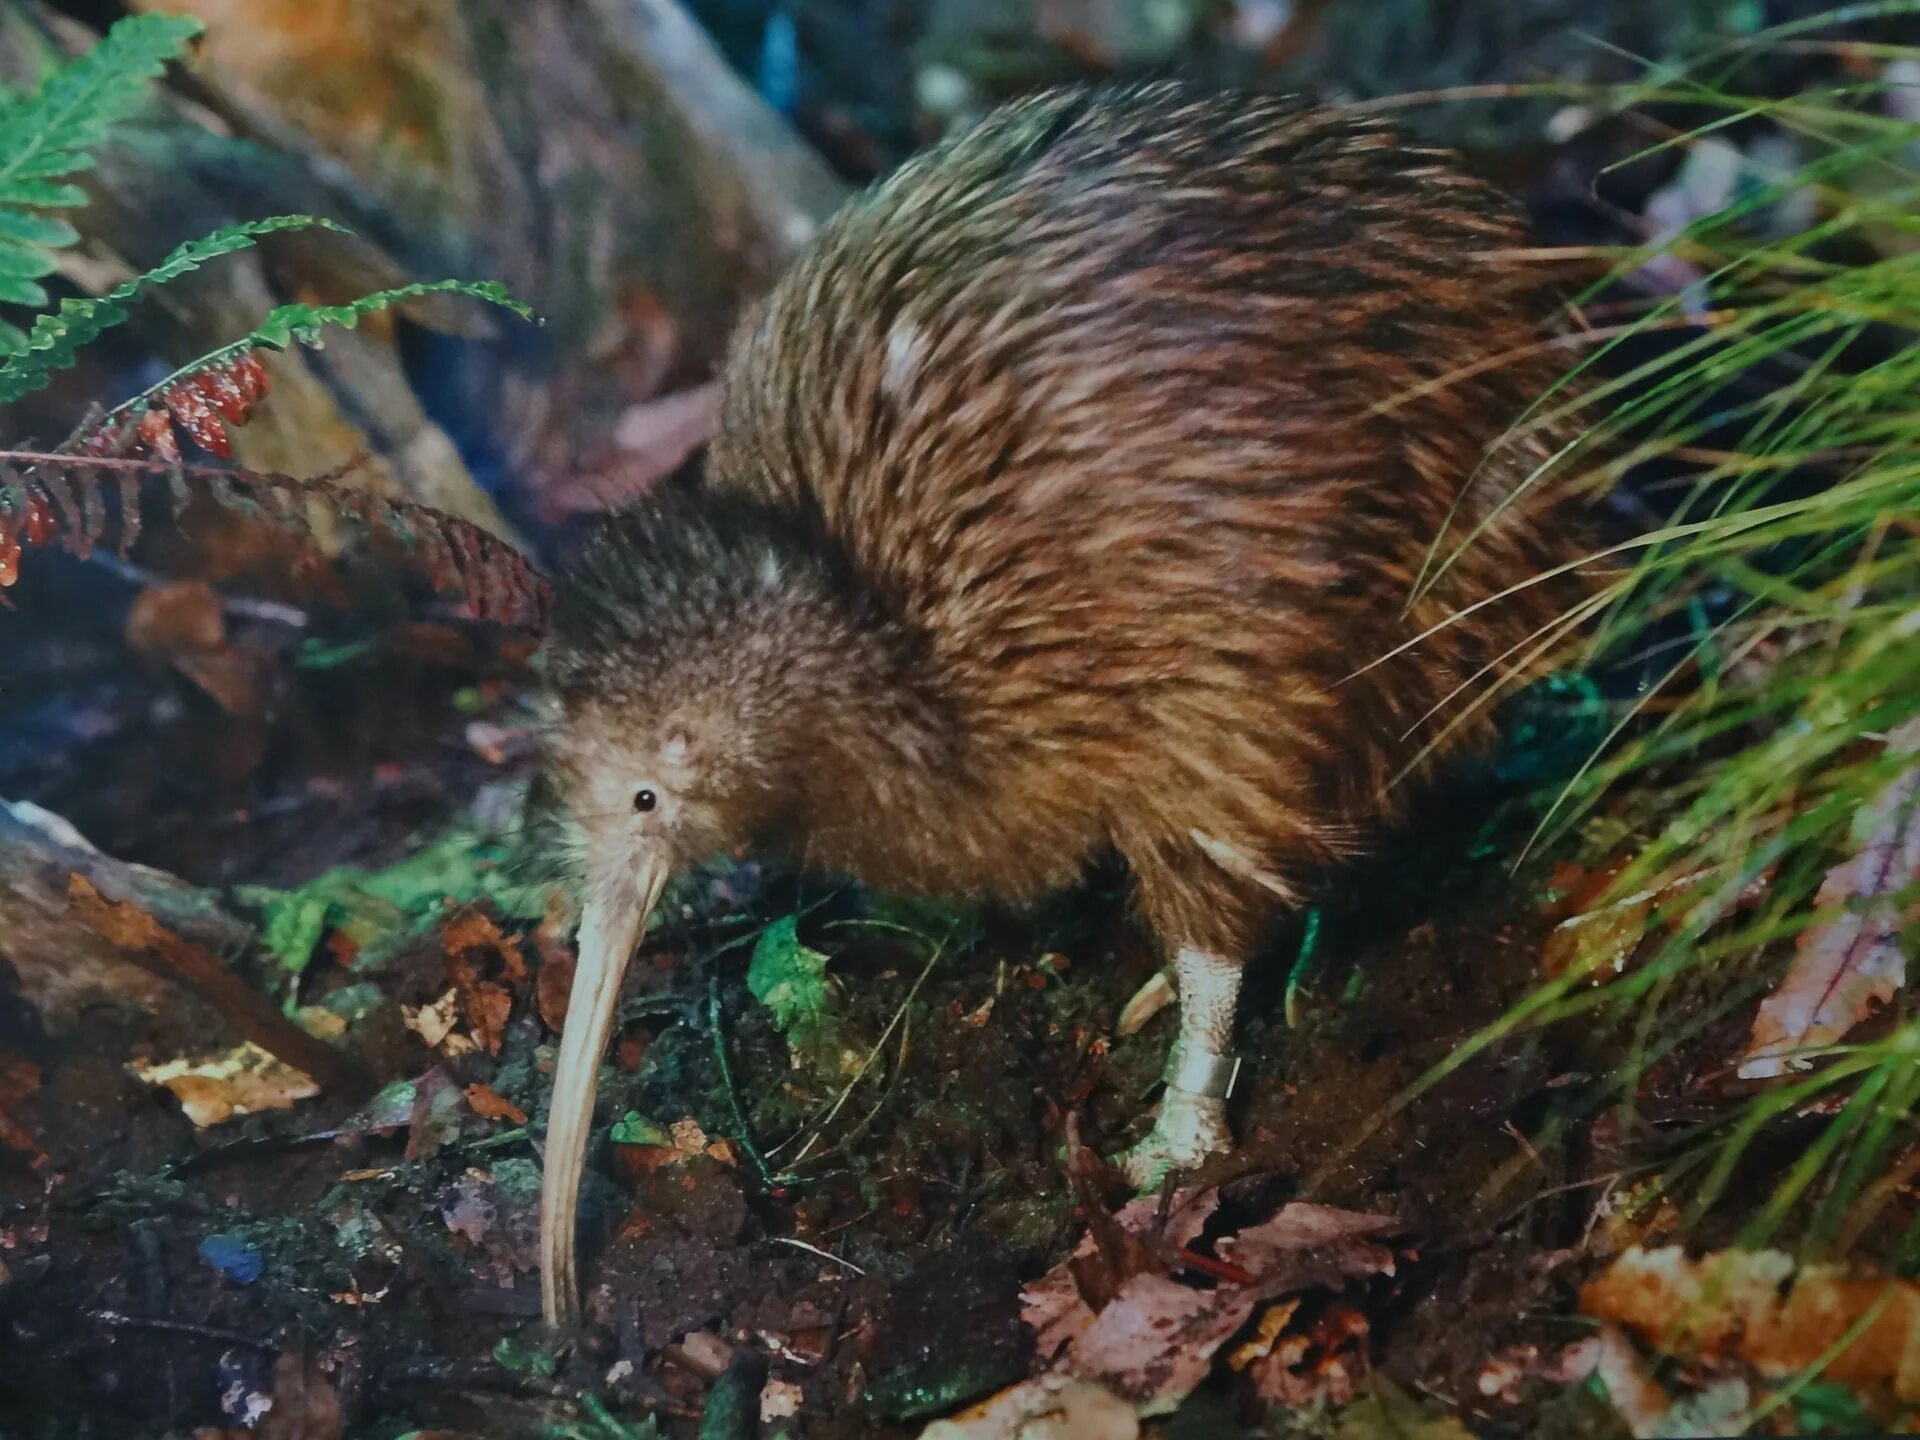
[2,342,550,625]
[0,438,550,628]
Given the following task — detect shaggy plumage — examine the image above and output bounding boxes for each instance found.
[536,81,1592,1326]
[551,82,1581,952]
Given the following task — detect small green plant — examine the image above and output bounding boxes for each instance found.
[747,913,834,1035]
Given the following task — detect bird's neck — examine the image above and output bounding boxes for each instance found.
[757,600,974,887]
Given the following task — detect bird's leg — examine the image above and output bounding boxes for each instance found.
[1115,946,1243,1188]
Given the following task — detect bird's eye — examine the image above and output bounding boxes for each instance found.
[633,788,658,814]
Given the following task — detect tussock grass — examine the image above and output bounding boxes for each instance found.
[1384,4,1920,1259]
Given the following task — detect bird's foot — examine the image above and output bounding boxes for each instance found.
[1114,1085,1233,1190]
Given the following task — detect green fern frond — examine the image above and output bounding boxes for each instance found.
[0,215,341,406]
[0,13,201,346]
[248,280,535,350]
[0,12,198,347]
[91,278,535,438]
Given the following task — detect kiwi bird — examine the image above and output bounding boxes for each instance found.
[536,81,1588,1327]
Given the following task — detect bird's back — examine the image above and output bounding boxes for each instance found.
[707,82,1585,839]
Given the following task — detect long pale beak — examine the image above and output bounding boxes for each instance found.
[540,850,671,1328]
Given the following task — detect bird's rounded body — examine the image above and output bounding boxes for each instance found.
[557,82,1584,957]
[537,82,1591,1322]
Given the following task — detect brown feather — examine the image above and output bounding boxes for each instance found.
[545,80,1593,959]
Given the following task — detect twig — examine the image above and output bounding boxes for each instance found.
[84,550,310,627]
[768,1236,867,1276]
[86,1308,275,1351]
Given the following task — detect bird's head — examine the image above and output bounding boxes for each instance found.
[531,488,872,1324]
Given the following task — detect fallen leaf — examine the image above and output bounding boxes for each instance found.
[760,1377,804,1423]
[1021,1186,1220,1361]
[69,874,361,1094]
[1217,1203,1400,1284]
[1067,1271,1260,1416]
[1475,1339,1600,1404]
[1583,1244,1920,1401]
[919,1374,1139,1440]
[748,916,832,1037]
[464,1083,527,1124]
[465,720,537,765]
[1249,1304,1370,1408]
[403,988,462,1049]
[1327,1375,1480,1440]
[0,1055,47,1169]
[1020,1191,1397,1419]
[126,580,225,654]
[131,1043,320,1126]
[465,981,512,1055]
[538,383,722,519]
[670,1116,710,1154]
[536,947,575,1031]
[1226,1299,1299,1371]
[1742,720,1920,1078]
[406,1067,465,1160]
[442,1172,497,1245]
[612,382,721,464]
[172,647,267,718]
[256,1351,344,1440]
[437,1160,542,1282]
[443,909,528,984]
[1586,1324,1737,1440]
[1543,864,1770,983]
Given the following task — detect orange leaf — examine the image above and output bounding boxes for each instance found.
[465,982,512,1055]
[464,1082,527,1124]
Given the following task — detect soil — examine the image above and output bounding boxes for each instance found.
[1,10,1899,1435]
[0,605,1642,1438]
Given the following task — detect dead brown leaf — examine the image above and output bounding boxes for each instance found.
[1742,720,1920,1078]
[1582,1243,1920,1400]
[124,582,268,716]
[256,1351,343,1440]
[402,988,463,1050]
[1069,1271,1254,1415]
[537,384,720,519]
[0,1054,47,1168]
[922,1375,1139,1440]
[126,580,225,653]
[1023,1185,1220,1361]
[442,909,527,985]
[1217,1203,1400,1288]
[406,1067,465,1161]
[464,1082,527,1124]
[1021,1190,1398,1419]
[465,982,512,1055]
[537,947,576,1032]
[440,1164,541,1283]
[1247,1304,1370,1408]
[1543,863,1771,983]
[130,1043,320,1126]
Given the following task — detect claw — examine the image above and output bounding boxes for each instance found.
[1113,1086,1232,1189]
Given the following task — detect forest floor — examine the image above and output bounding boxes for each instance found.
[4,3,1917,1437]
[0,620,1825,1439]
